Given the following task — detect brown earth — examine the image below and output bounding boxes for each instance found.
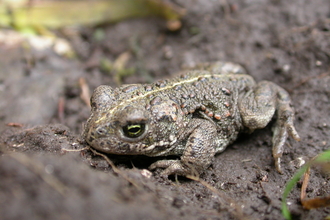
[1,0,330,219]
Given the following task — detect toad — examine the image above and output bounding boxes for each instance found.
[83,62,300,176]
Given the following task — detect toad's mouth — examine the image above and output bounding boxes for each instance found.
[86,135,180,157]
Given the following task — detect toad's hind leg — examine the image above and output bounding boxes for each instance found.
[239,81,300,173]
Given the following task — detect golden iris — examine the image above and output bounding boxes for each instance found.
[123,124,145,138]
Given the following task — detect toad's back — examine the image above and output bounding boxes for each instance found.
[118,64,253,121]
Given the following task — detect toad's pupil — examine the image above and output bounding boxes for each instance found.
[128,125,140,133]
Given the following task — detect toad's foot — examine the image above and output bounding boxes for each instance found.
[149,160,199,177]
[239,81,300,173]
[272,107,300,173]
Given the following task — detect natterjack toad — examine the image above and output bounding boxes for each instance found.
[83,62,300,176]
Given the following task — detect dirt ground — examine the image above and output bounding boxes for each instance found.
[1,0,330,219]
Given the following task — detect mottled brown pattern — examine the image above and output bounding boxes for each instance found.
[83,62,300,176]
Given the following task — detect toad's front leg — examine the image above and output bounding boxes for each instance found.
[239,81,300,173]
[149,119,217,176]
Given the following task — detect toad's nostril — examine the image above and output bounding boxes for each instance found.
[96,127,107,136]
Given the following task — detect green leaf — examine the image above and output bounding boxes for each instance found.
[282,149,330,219]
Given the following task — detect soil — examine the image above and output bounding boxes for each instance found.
[1,0,330,219]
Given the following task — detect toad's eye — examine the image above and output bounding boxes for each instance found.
[122,124,146,138]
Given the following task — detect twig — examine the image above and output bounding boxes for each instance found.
[88,147,141,189]
[291,72,329,91]
[186,175,250,220]
[8,153,68,196]
[6,122,24,127]
[79,77,90,107]
[300,167,310,201]
[62,146,89,152]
